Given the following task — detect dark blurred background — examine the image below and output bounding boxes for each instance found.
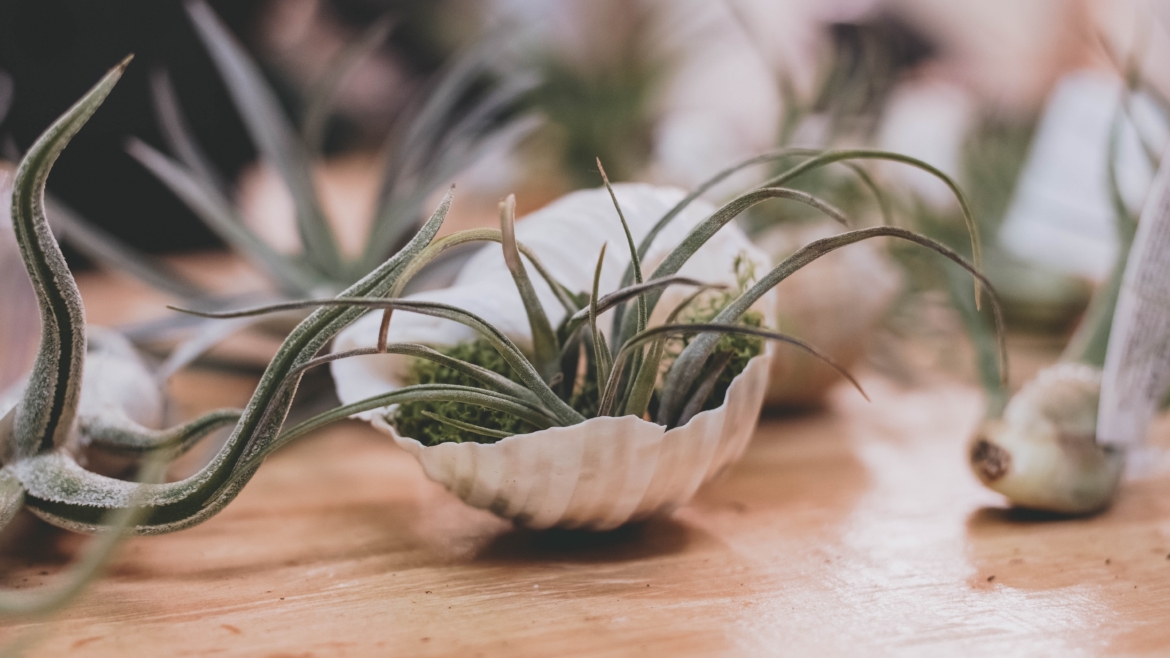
[0,0,472,259]
[0,0,264,254]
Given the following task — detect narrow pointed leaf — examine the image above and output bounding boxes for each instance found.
[84,408,242,457]
[588,244,612,390]
[10,57,130,458]
[500,194,559,380]
[420,411,513,440]
[126,138,321,294]
[186,0,342,276]
[301,16,395,154]
[599,159,648,344]
[622,287,710,418]
[148,67,227,192]
[658,227,1005,425]
[675,350,735,427]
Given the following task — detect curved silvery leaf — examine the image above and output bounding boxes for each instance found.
[0,59,458,546]
[330,183,775,418]
[753,220,902,408]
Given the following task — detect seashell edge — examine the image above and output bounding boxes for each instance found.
[371,346,774,530]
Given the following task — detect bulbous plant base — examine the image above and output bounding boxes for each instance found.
[969,363,1124,515]
[374,351,771,530]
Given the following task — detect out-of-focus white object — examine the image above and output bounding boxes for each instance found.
[877,79,976,211]
[0,164,41,394]
[1097,152,1170,449]
[999,71,1170,281]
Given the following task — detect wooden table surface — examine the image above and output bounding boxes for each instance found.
[2,270,1170,657]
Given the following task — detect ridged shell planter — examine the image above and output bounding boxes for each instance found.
[332,183,777,529]
[374,347,771,530]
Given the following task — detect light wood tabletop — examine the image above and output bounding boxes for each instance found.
[1,269,1169,657]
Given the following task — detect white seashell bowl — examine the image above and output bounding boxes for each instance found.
[373,346,772,530]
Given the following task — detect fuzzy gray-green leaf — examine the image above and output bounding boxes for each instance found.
[9,57,130,459]
[658,227,1005,425]
[186,0,343,277]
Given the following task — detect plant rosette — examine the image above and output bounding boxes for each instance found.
[331,183,777,529]
[970,363,1123,514]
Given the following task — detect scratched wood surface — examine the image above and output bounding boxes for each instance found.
[2,269,1170,657]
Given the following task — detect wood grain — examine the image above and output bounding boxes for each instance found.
[0,371,1168,656]
[1,268,1168,656]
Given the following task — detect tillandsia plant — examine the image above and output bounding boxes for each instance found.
[0,59,488,549]
[183,145,1007,529]
[964,57,1170,516]
[51,0,538,368]
[967,119,1151,515]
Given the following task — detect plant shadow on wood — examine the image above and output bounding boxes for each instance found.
[475,515,704,564]
[0,513,88,588]
[967,506,1086,526]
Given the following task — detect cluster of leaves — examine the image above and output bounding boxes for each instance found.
[0,48,1008,553]
[392,294,765,446]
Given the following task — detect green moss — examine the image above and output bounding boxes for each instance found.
[663,255,765,413]
[390,341,536,446]
[667,290,765,414]
[391,339,602,446]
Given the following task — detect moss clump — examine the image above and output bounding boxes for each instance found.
[667,290,765,414]
[394,256,764,444]
[390,341,537,446]
[391,339,606,446]
[663,255,765,413]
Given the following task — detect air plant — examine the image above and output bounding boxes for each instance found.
[968,225,1133,514]
[0,59,467,544]
[532,0,664,188]
[248,144,1005,528]
[51,0,538,363]
[967,116,1150,515]
[3,51,1003,557]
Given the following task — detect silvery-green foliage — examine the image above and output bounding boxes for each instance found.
[200,156,1005,444]
[0,58,451,546]
[0,39,1005,597]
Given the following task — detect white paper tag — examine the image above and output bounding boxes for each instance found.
[1097,152,1170,448]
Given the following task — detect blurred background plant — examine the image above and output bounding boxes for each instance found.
[0,0,1166,394]
[0,0,542,377]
